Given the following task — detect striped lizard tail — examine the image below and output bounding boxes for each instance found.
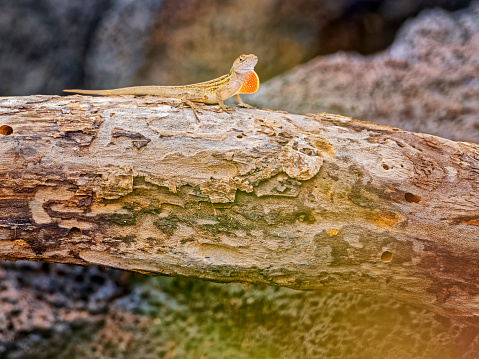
[63,86,178,96]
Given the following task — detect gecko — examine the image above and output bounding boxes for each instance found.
[64,54,260,120]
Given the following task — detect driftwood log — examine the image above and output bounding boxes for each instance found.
[0,95,478,325]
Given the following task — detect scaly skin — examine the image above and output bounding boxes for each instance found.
[64,54,260,116]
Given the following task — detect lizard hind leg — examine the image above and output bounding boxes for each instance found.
[173,99,201,122]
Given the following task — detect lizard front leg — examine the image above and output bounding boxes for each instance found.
[216,98,231,113]
[215,87,236,113]
[234,94,254,108]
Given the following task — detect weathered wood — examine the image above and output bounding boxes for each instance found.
[1,95,478,324]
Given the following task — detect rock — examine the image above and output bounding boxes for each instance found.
[252,3,479,143]
[0,261,127,358]
[84,0,164,89]
[0,0,111,95]
[2,270,478,358]
[1,0,472,94]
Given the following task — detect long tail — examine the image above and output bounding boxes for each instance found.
[63,86,176,96]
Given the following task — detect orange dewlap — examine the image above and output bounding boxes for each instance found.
[238,71,260,94]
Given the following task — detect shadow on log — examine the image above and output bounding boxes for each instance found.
[1,95,478,325]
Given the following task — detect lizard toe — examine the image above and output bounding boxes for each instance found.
[237,103,254,109]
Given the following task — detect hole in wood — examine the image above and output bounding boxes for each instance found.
[68,227,82,236]
[0,125,13,136]
[237,133,244,138]
[404,192,421,203]
[382,164,390,170]
[381,251,393,262]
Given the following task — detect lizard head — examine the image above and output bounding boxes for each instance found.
[231,54,258,74]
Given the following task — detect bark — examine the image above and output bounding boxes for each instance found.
[1,95,478,324]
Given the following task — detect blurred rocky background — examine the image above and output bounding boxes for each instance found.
[1,0,479,358]
[252,2,479,143]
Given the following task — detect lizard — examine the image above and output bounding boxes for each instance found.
[64,54,260,120]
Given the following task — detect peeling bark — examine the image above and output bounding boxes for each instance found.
[1,95,478,325]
